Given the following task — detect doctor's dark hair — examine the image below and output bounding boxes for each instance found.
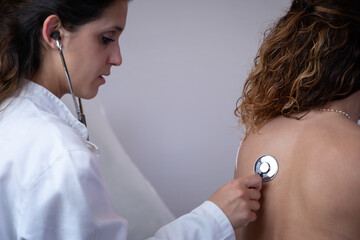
[235,0,360,138]
[0,0,129,105]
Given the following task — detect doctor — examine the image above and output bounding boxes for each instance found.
[0,0,262,239]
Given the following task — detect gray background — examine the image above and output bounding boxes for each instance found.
[95,0,290,217]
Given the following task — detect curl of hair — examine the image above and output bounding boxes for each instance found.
[0,0,125,106]
[235,0,360,138]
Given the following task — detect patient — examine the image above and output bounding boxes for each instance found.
[234,0,360,239]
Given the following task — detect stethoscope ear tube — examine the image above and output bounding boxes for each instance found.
[78,98,87,127]
[254,155,279,182]
[55,38,89,140]
[55,39,82,121]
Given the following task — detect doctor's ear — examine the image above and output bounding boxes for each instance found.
[42,14,63,49]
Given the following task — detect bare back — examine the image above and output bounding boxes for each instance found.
[235,110,360,240]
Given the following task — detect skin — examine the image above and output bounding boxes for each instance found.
[32,0,128,99]
[235,91,360,239]
[29,0,263,231]
[209,174,262,229]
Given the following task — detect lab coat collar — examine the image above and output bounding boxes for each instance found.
[21,80,89,141]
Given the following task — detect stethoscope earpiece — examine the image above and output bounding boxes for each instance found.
[51,31,61,40]
[254,155,279,182]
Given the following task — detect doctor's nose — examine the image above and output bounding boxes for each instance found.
[108,45,122,66]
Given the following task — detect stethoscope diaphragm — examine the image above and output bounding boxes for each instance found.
[254,155,279,182]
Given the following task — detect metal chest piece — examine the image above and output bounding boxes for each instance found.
[254,155,279,182]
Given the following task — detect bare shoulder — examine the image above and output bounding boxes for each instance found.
[235,116,301,178]
[236,114,360,174]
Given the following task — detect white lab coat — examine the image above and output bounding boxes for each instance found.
[0,81,235,240]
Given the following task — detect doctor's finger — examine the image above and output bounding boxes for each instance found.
[249,200,261,212]
[242,174,262,190]
[243,211,257,226]
[247,188,261,200]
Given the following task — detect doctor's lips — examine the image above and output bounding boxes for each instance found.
[98,75,108,84]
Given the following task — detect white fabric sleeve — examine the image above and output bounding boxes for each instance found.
[149,201,235,240]
[18,150,128,240]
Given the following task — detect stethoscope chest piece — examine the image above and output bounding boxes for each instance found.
[254,155,279,182]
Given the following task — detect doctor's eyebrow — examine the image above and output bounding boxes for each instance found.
[102,25,124,33]
[112,26,124,32]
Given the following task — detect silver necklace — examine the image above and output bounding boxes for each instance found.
[318,108,352,120]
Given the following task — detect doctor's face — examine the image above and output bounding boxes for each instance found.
[61,0,128,99]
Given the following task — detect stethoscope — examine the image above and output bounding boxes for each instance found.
[254,155,279,182]
[51,31,88,139]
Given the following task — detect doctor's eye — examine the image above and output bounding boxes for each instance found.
[102,36,114,45]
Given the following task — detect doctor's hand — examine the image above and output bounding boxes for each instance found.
[208,174,262,229]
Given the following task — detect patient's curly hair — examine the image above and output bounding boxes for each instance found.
[235,0,360,138]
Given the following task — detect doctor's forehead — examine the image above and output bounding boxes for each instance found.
[73,1,128,36]
[94,0,128,29]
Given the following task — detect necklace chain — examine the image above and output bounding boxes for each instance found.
[318,108,352,120]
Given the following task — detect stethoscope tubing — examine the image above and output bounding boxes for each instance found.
[55,38,88,140]
[55,39,83,122]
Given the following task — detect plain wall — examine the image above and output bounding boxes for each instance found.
[95,0,291,217]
